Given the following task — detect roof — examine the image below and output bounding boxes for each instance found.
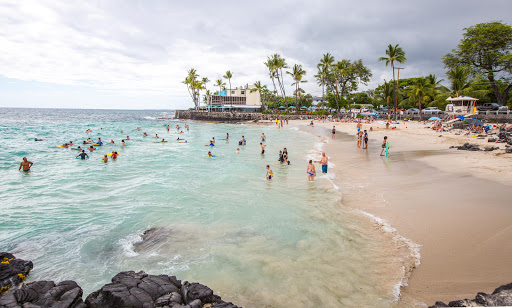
[446,95,479,102]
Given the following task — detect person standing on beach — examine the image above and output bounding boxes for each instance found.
[363,130,368,149]
[356,120,362,134]
[266,165,273,180]
[315,152,328,174]
[331,126,336,139]
[307,160,316,181]
[380,136,388,156]
[260,143,266,155]
[19,157,33,171]
[357,131,362,148]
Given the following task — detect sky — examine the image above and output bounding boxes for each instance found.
[0,0,511,110]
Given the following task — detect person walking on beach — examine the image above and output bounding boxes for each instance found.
[357,131,362,148]
[19,157,33,171]
[260,143,266,155]
[331,126,336,139]
[315,152,328,174]
[380,136,388,156]
[307,160,316,181]
[266,165,273,180]
[363,130,368,149]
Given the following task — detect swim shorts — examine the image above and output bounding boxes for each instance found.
[322,165,327,173]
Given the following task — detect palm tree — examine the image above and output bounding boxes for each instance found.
[214,79,225,94]
[318,53,335,99]
[315,64,328,99]
[265,54,289,107]
[407,77,434,120]
[287,64,307,109]
[379,44,406,118]
[223,70,233,100]
[381,79,394,109]
[183,68,202,110]
[250,81,268,107]
[446,66,473,96]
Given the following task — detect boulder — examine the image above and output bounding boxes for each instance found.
[0,252,33,294]
[429,282,512,307]
[0,280,86,308]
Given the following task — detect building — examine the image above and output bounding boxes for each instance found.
[207,85,261,112]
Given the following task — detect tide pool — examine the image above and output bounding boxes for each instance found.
[0,108,405,307]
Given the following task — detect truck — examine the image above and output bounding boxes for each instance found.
[476,103,508,112]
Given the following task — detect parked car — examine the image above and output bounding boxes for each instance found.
[406,108,419,114]
[476,103,508,112]
[422,107,444,115]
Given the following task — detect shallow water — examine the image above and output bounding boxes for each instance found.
[1,108,408,307]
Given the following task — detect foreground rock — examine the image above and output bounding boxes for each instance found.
[0,280,86,308]
[0,252,33,294]
[429,282,512,307]
[85,271,239,308]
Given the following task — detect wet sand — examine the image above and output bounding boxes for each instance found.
[291,120,512,306]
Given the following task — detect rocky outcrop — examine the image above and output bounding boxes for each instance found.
[85,271,239,308]
[175,110,305,122]
[429,282,512,307]
[0,252,240,308]
[0,252,33,294]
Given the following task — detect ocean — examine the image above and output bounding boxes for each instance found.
[0,108,415,307]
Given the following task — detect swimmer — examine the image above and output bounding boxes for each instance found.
[136,127,141,131]
[126,136,130,140]
[179,131,184,134]
[261,133,266,142]
[153,134,159,138]
[143,132,148,137]
[76,150,89,160]
[236,148,240,154]
[266,165,273,180]
[122,140,126,146]
[88,146,95,152]
[97,138,102,144]
[102,155,108,163]
[260,143,266,155]
[205,140,214,146]
[86,129,92,134]
[307,160,316,181]
[212,137,215,144]
[74,146,82,151]
[121,130,123,133]
[34,138,43,141]
[19,157,33,171]
[69,141,74,146]
[177,137,183,141]
[87,138,93,143]
[226,132,229,140]
[208,151,213,157]
[109,139,115,144]
[111,151,118,159]
[61,143,69,148]
[160,139,167,143]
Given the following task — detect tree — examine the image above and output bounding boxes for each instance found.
[326,59,372,111]
[214,79,226,94]
[287,64,307,108]
[316,53,335,99]
[223,70,233,104]
[264,54,289,107]
[378,44,407,117]
[203,90,211,106]
[443,21,512,106]
[376,79,394,108]
[182,68,204,110]
[406,77,434,120]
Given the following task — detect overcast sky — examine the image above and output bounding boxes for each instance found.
[0,0,511,110]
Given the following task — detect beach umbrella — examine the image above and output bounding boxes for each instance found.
[279,106,285,109]
[455,116,465,120]
[465,118,484,126]
[288,106,296,109]
[301,106,307,109]
[428,117,441,121]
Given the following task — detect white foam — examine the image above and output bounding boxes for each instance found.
[119,232,144,257]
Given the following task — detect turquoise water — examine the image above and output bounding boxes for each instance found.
[0,108,406,307]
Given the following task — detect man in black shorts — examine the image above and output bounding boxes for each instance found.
[363,130,368,149]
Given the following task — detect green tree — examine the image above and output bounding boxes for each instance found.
[182,68,204,110]
[443,21,512,106]
[378,44,407,116]
[223,70,233,101]
[264,54,289,107]
[406,77,434,120]
[326,59,372,111]
[376,79,394,108]
[214,79,225,94]
[316,53,335,99]
[287,64,307,108]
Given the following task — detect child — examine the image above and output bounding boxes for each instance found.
[380,136,388,157]
[266,165,273,180]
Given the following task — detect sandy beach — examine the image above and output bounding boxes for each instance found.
[291,119,512,306]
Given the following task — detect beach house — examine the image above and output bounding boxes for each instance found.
[207,85,261,112]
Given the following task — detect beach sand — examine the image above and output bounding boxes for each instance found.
[290,119,512,306]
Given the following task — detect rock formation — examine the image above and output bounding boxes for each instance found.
[429,282,512,307]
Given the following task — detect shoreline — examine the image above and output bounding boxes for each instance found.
[291,119,512,306]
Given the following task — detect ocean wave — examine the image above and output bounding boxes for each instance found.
[119,232,144,257]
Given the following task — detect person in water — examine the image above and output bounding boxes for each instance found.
[109,139,115,144]
[160,139,167,143]
[111,152,118,159]
[207,151,213,157]
[34,138,43,141]
[88,146,95,152]
[307,160,316,181]
[121,140,126,146]
[260,143,266,155]
[75,146,82,151]
[315,152,328,174]
[283,148,289,165]
[19,157,33,171]
[126,136,130,140]
[76,150,89,160]
[331,126,336,139]
[87,138,93,143]
[102,155,108,163]
[143,132,148,137]
[97,138,102,144]
[226,132,229,140]
[363,130,368,149]
[69,141,74,146]
[236,148,240,154]
[212,137,215,144]
[205,140,214,146]
[154,134,159,138]
[261,133,266,142]
[167,125,170,132]
[278,150,284,164]
[239,136,246,145]
[266,165,273,180]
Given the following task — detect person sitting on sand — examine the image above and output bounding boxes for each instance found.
[102,155,108,163]
[88,146,95,152]
[307,160,316,181]
[266,165,273,180]
[109,139,115,144]
[19,157,33,171]
[308,120,314,126]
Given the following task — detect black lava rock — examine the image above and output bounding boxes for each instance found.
[0,252,33,294]
[429,282,512,307]
[0,280,86,308]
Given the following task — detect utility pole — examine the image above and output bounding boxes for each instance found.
[394,67,404,121]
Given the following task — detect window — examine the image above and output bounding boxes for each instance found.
[231,91,235,94]
[241,91,245,94]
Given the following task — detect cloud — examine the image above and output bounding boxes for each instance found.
[0,0,511,109]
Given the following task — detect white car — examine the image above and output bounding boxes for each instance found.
[422,107,444,115]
